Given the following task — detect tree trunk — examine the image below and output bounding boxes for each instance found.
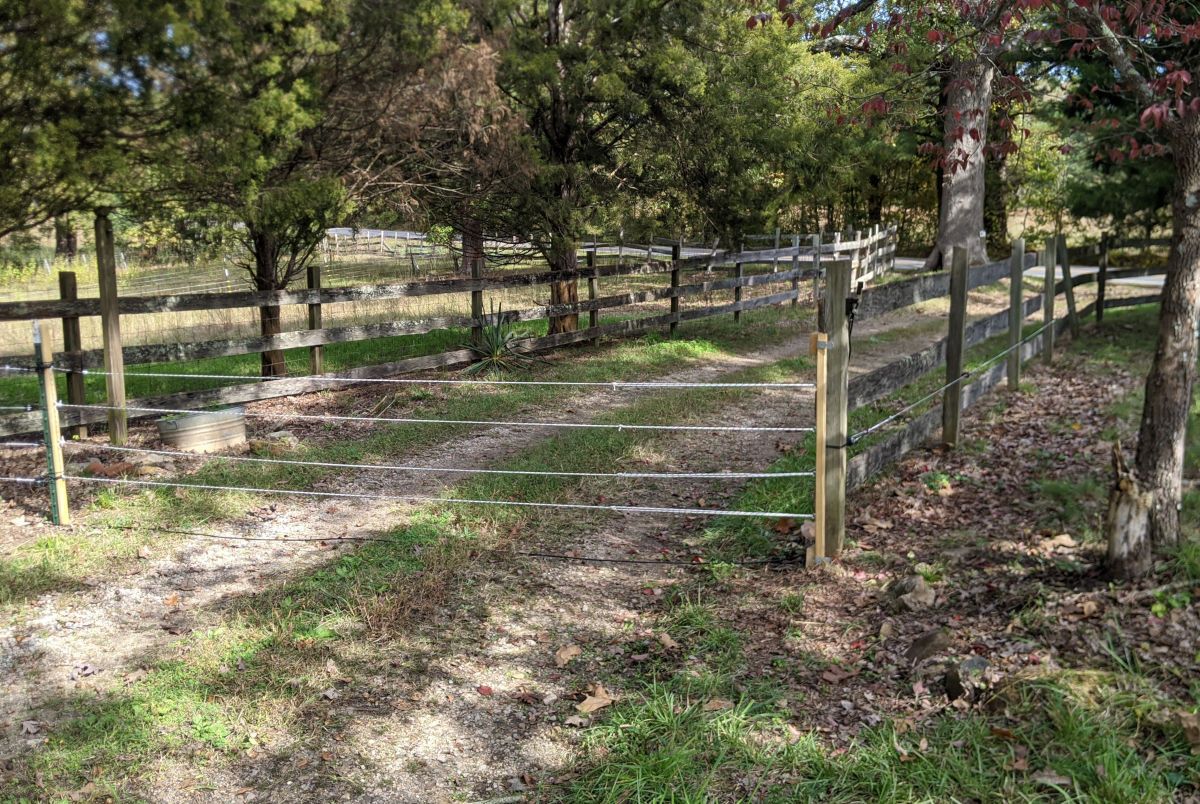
[867,173,884,225]
[547,233,579,334]
[1106,116,1200,576]
[925,57,994,270]
[54,217,77,259]
[251,229,288,377]
[1106,444,1154,579]
[462,217,484,278]
[259,303,286,376]
[984,157,1009,256]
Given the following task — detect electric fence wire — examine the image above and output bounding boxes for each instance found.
[53,366,816,391]
[58,402,815,434]
[846,321,1052,444]
[66,442,816,481]
[63,474,815,520]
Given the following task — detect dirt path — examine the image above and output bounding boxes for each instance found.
[0,289,1019,791]
[0,326,822,767]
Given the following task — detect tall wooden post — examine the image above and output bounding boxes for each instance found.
[58,272,87,439]
[1057,234,1080,338]
[33,322,70,525]
[790,234,801,306]
[822,258,850,558]
[812,234,823,329]
[1007,238,1025,391]
[943,247,969,447]
[1043,236,1057,365]
[469,249,484,347]
[812,332,828,564]
[1097,233,1109,323]
[586,249,599,343]
[852,229,862,284]
[733,257,744,323]
[772,226,781,273]
[94,209,126,445]
[670,242,682,336]
[307,263,324,374]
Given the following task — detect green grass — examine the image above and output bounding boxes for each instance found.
[0,306,812,612]
[0,335,814,799]
[567,671,1198,803]
[561,303,1200,804]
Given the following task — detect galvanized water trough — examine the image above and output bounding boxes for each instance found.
[156,407,247,453]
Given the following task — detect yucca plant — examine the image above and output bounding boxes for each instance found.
[464,303,543,375]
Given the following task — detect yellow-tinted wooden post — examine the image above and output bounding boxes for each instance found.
[33,322,70,525]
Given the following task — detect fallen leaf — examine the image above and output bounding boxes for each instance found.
[576,684,615,714]
[702,698,734,712]
[320,688,340,701]
[163,592,180,607]
[477,685,494,697]
[1031,769,1071,787]
[555,644,582,668]
[1179,711,1200,753]
[20,720,40,735]
[564,715,590,727]
[657,633,680,651]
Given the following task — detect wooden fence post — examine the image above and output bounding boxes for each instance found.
[790,234,801,306]
[469,250,484,347]
[733,256,744,323]
[812,331,828,565]
[1057,234,1080,338]
[33,321,70,525]
[1097,233,1109,323]
[1007,238,1025,391]
[852,229,862,284]
[1043,236,1056,365]
[772,226,781,273]
[822,258,850,558]
[587,249,599,343]
[670,242,681,336]
[58,272,87,439]
[307,263,324,374]
[812,234,823,329]
[943,247,969,447]
[94,209,126,445]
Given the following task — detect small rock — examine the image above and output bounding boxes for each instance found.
[961,656,990,675]
[1042,533,1077,551]
[265,431,301,449]
[943,664,967,701]
[905,628,952,664]
[879,621,895,642]
[894,575,937,611]
[890,575,927,598]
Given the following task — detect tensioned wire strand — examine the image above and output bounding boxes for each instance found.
[63,475,815,519]
[67,442,816,480]
[848,321,1051,443]
[58,402,814,434]
[54,366,815,390]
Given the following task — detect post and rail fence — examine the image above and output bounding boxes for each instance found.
[2,227,1169,571]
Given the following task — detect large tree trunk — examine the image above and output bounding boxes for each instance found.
[547,233,579,334]
[867,173,884,225]
[462,216,484,277]
[251,229,288,377]
[924,57,994,270]
[54,217,77,259]
[1106,116,1200,576]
